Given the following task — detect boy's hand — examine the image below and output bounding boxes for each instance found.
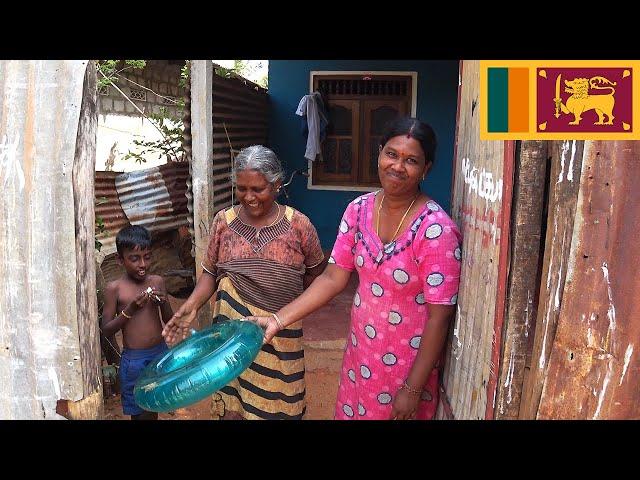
[162,302,198,346]
[130,290,151,310]
[148,287,166,305]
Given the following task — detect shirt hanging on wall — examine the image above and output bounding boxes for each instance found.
[296,91,329,161]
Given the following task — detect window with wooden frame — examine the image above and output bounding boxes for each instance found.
[310,73,415,189]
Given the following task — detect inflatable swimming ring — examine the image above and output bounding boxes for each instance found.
[134,319,263,412]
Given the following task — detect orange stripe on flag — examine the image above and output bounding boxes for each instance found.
[508,68,529,132]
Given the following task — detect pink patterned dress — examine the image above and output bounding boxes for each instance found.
[330,192,462,420]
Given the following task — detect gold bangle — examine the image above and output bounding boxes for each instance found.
[121,310,132,319]
[401,380,422,396]
[272,313,284,331]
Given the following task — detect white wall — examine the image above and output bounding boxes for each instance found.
[96,113,180,172]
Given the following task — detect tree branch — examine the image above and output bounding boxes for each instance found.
[98,68,182,162]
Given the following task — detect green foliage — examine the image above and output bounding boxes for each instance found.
[233,60,248,72]
[122,108,185,164]
[95,60,189,166]
[214,60,268,88]
[256,75,268,89]
[95,196,108,252]
[214,66,236,78]
[125,60,146,70]
[179,61,190,89]
[96,60,146,89]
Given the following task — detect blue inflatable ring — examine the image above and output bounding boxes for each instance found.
[134,319,264,412]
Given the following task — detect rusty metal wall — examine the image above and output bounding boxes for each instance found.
[182,68,194,256]
[519,141,585,418]
[95,171,128,259]
[0,60,89,419]
[535,141,640,419]
[439,60,514,419]
[115,162,189,232]
[211,71,269,214]
[95,162,189,260]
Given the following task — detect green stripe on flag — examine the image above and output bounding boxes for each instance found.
[488,68,508,132]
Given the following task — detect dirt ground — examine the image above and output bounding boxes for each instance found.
[103,277,354,420]
[103,394,212,420]
[104,366,340,420]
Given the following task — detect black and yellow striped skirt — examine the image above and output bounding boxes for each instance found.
[210,277,306,420]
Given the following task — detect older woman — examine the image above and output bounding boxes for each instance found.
[162,145,325,420]
[252,117,462,420]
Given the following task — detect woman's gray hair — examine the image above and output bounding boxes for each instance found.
[231,145,285,185]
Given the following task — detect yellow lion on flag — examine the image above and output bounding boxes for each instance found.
[555,76,617,125]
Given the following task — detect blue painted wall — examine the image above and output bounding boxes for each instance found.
[268,60,459,248]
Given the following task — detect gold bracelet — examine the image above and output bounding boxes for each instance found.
[401,380,422,397]
[121,310,132,319]
[272,313,285,331]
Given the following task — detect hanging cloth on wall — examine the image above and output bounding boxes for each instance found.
[312,91,329,142]
[296,91,329,161]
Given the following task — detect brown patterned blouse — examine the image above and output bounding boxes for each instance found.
[201,205,324,312]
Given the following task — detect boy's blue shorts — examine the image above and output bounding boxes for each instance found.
[119,342,169,416]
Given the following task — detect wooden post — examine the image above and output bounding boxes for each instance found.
[68,60,103,419]
[189,60,214,329]
[519,141,584,419]
[494,141,548,419]
[0,60,102,419]
[438,60,512,419]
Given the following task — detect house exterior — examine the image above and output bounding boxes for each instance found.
[267,60,460,248]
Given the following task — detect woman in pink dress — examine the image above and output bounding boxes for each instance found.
[252,116,462,420]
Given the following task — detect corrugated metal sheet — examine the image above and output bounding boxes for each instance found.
[95,162,190,260]
[211,72,269,214]
[95,171,128,259]
[439,60,514,419]
[115,161,189,230]
[182,74,195,256]
[536,141,640,419]
[0,60,89,419]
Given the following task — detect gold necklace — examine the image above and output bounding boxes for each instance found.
[376,192,419,243]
